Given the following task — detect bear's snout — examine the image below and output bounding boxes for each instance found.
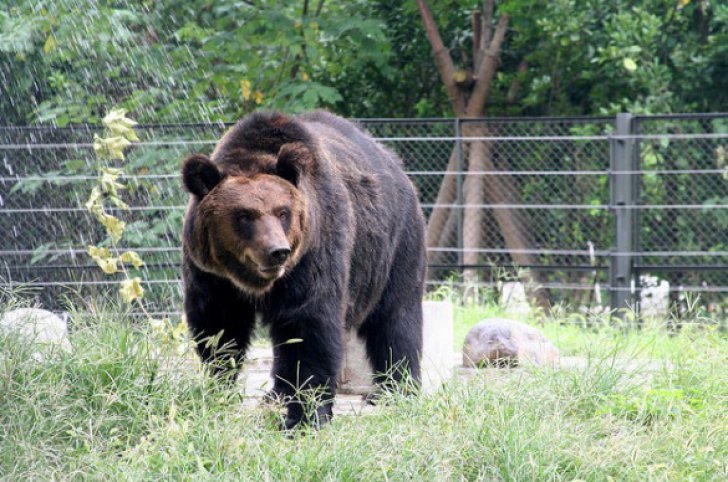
[268,246,291,266]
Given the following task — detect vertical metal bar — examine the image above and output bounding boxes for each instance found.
[609,113,636,322]
[454,118,464,276]
[632,117,643,325]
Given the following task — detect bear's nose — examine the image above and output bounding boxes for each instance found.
[268,247,291,265]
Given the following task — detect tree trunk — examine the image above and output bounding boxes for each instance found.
[416,0,551,311]
[462,124,489,284]
[425,149,457,254]
[464,123,551,309]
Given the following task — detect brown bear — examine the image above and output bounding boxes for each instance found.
[181,111,425,429]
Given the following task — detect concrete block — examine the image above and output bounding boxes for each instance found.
[338,300,454,394]
[421,300,454,392]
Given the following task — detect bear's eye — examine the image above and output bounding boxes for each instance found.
[237,211,254,223]
[278,208,290,221]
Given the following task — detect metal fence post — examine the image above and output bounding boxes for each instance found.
[609,113,637,321]
[455,118,464,275]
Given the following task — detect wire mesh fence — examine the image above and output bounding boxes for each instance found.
[0,114,726,320]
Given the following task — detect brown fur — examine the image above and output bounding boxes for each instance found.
[181,111,426,429]
[186,174,307,296]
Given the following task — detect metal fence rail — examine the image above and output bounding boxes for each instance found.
[1,113,726,319]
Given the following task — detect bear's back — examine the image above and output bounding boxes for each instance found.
[297,112,424,328]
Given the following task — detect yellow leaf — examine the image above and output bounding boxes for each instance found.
[43,34,57,54]
[108,195,129,210]
[97,257,119,274]
[121,251,144,268]
[87,245,111,259]
[171,319,188,341]
[301,71,310,82]
[98,214,126,243]
[101,167,124,181]
[93,134,131,161]
[87,245,119,274]
[85,186,103,214]
[120,277,144,303]
[623,58,637,72]
[103,109,139,142]
[253,90,264,105]
[102,108,132,126]
[677,0,690,8]
[87,246,119,274]
[240,79,252,101]
[100,171,125,196]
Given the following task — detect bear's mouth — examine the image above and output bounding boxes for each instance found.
[257,265,285,278]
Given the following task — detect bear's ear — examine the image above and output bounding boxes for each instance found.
[276,142,313,187]
[182,154,222,198]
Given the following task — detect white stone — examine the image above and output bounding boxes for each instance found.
[338,300,455,394]
[640,275,670,318]
[501,282,531,315]
[463,318,559,368]
[0,308,72,356]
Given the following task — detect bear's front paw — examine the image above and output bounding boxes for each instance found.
[262,386,289,404]
[282,403,333,431]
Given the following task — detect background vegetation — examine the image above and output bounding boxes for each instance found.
[2,0,727,125]
[1,0,727,314]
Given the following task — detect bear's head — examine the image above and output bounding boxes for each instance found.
[182,142,312,295]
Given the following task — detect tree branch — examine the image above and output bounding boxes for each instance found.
[314,0,325,16]
[481,0,494,53]
[465,13,509,117]
[507,59,528,104]
[415,0,466,115]
[472,11,482,70]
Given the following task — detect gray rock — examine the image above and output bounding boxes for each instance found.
[0,308,72,356]
[463,318,558,368]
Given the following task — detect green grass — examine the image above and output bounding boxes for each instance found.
[1,299,727,481]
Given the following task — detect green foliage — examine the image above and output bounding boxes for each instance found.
[0,0,392,124]
[504,0,728,115]
[1,0,725,123]
[1,296,726,480]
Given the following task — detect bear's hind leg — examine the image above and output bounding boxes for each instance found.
[360,276,424,393]
[360,224,425,394]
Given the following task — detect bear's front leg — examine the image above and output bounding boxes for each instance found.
[269,314,342,429]
[183,259,257,382]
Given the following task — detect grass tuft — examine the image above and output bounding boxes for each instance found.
[1,298,726,480]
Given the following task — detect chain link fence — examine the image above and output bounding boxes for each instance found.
[1,114,726,320]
